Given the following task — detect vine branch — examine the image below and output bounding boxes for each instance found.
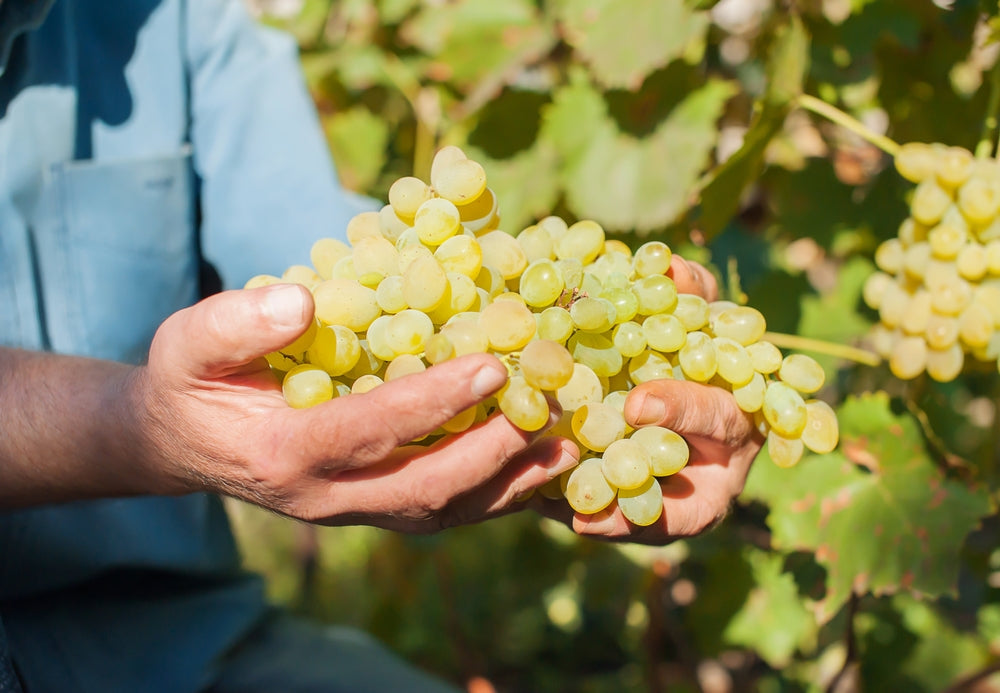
[797,94,901,157]
[976,57,1000,159]
[763,331,882,367]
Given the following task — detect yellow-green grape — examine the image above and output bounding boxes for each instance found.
[767,430,804,468]
[427,273,478,325]
[874,238,904,275]
[352,236,399,288]
[617,477,663,527]
[678,331,718,382]
[571,402,627,452]
[628,349,674,384]
[345,340,382,379]
[307,324,361,376]
[423,333,455,365]
[604,239,632,257]
[555,220,605,265]
[265,351,297,372]
[478,230,528,280]
[568,332,623,378]
[375,205,409,245]
[762,381,808,438]
[801,400,839,454]
[711,337,753,387]
[313,278,381,332]
[536,306,575,344]
[402,255,449,312]
[282,264,321,289]
[458,187,498,231]
[431,157,487,206]
[442,404,480,434]
[375,275,407,314]
[556,363,605,412]
[889,335,928,380]
[431,234,482,279]
[925,313,959,350]
[414,197,461,246]
[900,289,931,335]
[520,339,575,391]
[958,303,994,348]
[475,264,506,297]
[384,353,427,381]
[244,273,282,290]
[384,309,435,356]
[894,141,939,183]
[565,457,616,514]
[936,145,974,189]
[520,259,565,308]
[633,241,672,278]
[898,217,929,247]
[712,306,767,346]
[778,353,825,394]
[397,240,432,270]
[498,375,550,432]
[515,225,556,263]
[347,210,385,244]
[282,364,335,409]
[878,281,912,329]
[388,176,433,221]
[365,314,398,361]
[599,286,640,324]
[632,274,679,315]
[903,242,931,279]
[351,373,384,394]
[930,276,972,315]
[642,313,687,353]
[439,318,490,356]
[430,145,467,181]
[479,299,536,352]
[746,340,782,374]
[985,240,1000,273]
[612,321,648,359]
[330,254,357,281]
[910,179,952,226]
[957,243,987,281]
[957,176,1000,225]
[928,222,968,260]
[926,343,964,382]
[674,294,711,332]
[277,316,318,357]
[569,296,616,333]
[579,271,604,298]
[629,426,689,476]
[537,215,568,241]
[601,438,652,490]
[310,238,352,280]
[732,371,767,413]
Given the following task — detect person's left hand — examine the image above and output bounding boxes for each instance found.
[528,254,765,544]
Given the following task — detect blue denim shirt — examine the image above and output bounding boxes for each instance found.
[0,1,371,690]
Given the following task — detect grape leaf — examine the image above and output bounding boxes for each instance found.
[542,75,736,233]
[400,0,556,89]
[743,392,994,622]
[724,547,816,668]
[466,141,562,234]
[549,0,710,90]
[323,107,390,192]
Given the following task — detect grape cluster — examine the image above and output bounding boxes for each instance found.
[248,147,839,527]
[864,142,1000,381]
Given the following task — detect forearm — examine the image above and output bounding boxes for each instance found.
[0,347,158,508]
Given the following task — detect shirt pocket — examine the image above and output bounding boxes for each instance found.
[47,148,201,363]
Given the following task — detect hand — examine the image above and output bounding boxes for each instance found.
[130,284,579,531]
[667,253,719,301]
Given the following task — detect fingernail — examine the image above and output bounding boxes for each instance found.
[471,364,507,397]
[549,446,579,479]
[264,285,307,328]
[632,393,665,426]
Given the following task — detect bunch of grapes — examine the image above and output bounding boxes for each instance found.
[248,146,839,527]
[864,142,1000,381]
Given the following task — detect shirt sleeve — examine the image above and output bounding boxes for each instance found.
[183,0,376,290]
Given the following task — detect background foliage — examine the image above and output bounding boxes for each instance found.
[231,0,1000,690]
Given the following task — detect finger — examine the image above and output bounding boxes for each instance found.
[152,284,315,379]
[295,353,514,471]
[666,256,719,302]
[624,378,749,442]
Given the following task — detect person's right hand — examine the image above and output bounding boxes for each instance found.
[128,284,579,532]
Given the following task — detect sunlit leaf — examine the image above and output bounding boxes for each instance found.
[324,107,390,191]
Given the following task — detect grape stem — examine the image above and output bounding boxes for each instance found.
[762,331,882,367]
[796,94,900,157]
[976,58,1000,159]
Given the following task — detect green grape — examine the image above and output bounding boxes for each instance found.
[957,176,1000,226]
[365,314,399,361]
[377,204,411,244]
[930,276,972,315]
[568,331,623,378]
[556,363,605,412]
[925,313,959,350]
[598,286,640,324]
[642,313,687,353]
[435,234,483,279]
[388,176,433,220]
[777,353,825,394]
[497,376,550,432]
[402,255,449,311]
[556,258,584,290]
[307,324,361,376]
[601,438,652,490]
[384,353,427,381]
[958,303,994,348]
[617,477,663,527]
[678,331,718,382]
[520,259,565,308]
[516,225,556,263]
[874,238,904,275]
[414,198,461,246]
[767,430,804,468]
[536,306,575,344]
[632,241,672,278]
[375,275,407,314]
[480,299,536,352]
[431,157,487,206]
[555,220,605,265]
[629,426,689,476]
[346,209,385,244]
[313,278,381,332]
[423,333,455,364]
[310,237,352,280]
[801,400,839,454]
[928,222,968,260]
[564,458,616,515]
[936,145,974,189]
[439,319,490,356]
[385,309,435,356]
[350,373,384,394]
[762,381,807,438]
[957,242,987,281]
[475,264,506,297]
[571,402,627,452]
[894,141,938,183]
[478,230,528,280]
[910,179,952,226]
[900,289,931,335]
[926,343,964,382]
[632,274,678,315]
[520,339,575,391]
[344,340,382,379]
[732,371,766,413]
[713,337,754,387]
[427,273,478,325]
[903,242,931,280]
[352,236,399,288]
[712,306,767,346]
[628,349,674,384]
[746,340,782,374]
[889,335,927,380]
[569,296,616,333]
[282,364,335,409]
[612,321,648,359]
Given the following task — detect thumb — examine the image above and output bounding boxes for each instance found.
[151,284,314,379]
[624,378,744,439]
